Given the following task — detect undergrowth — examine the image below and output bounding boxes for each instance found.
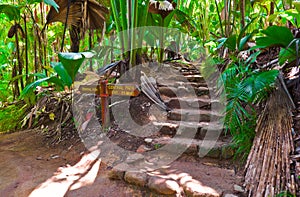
[219,60,279,160]
[0,103,27,133]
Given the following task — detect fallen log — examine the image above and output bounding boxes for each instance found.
[244,79,296,196]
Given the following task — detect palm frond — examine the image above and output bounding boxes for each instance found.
[46,0,109,29]
[46,0,82,26]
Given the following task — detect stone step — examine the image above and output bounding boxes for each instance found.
[152,120,224,138]
[168,108,223,122]
[165,74,206,83]
[181,70,201,76]
[157,80,208,88]
[159,86,210,98]
[184,74,206,83]
[164,97,216,109]
[151,136,234,159]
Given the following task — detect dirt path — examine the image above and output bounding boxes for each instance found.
[0,130,242,197]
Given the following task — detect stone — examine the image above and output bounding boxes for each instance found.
[107,163,128,180]
[124,171,148,187]
[126,153,144,163]
[159,87,177,97]
[204,147,221,159]
[147,176,180,195]
[136,145,151,153]
[144,138,153,143]
[221,145,235,159]
[233,184,245,193]
[183,179,220,197]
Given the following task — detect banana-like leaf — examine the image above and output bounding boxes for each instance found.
[256,26,294,48]
[51,62,73,87]
[20,76,63,98]
[58,52,85,82]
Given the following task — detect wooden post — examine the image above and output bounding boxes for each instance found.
[100,80,110,130]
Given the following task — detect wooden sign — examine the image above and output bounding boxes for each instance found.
[78,84,140,96]
[107,84,140,97]
[78,85,100,94]
[79,81,140,129]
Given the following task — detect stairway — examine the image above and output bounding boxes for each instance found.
[145,62,234,159]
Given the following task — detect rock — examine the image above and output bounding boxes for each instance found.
[108,163,128,180]
[124,171,148,187]
[50,154,59,159]
[148,176,180,195]
[221,145,235,159]
[205,147,221,159]
[144,138,153,143]
[159,87,177,97]
[233,184,245,193]
[126,153,144,163]
[136,145,151,153]
[183,179,220,197]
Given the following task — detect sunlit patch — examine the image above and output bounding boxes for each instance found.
[28,150,100,197]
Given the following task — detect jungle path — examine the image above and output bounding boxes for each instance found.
[0,129,242,197]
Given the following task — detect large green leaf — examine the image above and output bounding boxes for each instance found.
[241,70,279,103]
[218,34,237,51]
[256,26,294,48]
[163,10,176,27]
[237,17,257,50]
[51,62,73,87]
[238,34,252,51]
[0,4,20,21]
[20,76,63,97]
[279,48,296,65]
[58,52,85,82]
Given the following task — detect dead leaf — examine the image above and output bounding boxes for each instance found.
[49,113,56,120]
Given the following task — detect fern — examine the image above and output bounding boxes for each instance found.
[219,61,279,159]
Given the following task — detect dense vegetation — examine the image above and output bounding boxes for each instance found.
[0,0,299,159]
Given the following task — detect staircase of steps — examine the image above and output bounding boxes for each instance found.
[149,63,234,159]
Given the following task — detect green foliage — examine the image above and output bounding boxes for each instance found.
[21,51,95,98]
[218,18,258,52]
[256,26,294,48]
[58,52,86,82]
[255,25,300,66]
[276,191,296,197]
[0,4,20,21]
[219,61,279,159]
[0,103,27,133]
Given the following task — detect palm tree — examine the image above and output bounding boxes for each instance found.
[45,0,109,52]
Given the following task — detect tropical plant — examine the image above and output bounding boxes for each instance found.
[217,17,258,56]
[255,25,297,66]
[21,51,94,100]
[219,59,279,159]
[0,101,27,133]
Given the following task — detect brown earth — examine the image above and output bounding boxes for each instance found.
[0,129,242,197]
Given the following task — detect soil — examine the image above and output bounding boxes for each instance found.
[0,129,243,197]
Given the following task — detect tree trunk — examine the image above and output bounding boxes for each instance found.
[70,25,81,52]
